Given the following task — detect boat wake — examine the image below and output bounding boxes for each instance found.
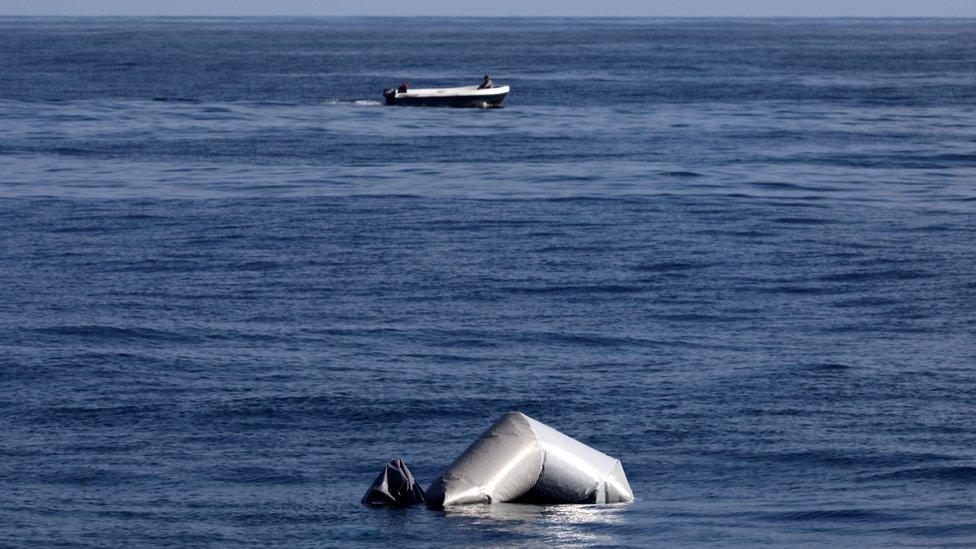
[323,99,382,107]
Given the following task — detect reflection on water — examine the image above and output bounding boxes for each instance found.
[442,503,631,546]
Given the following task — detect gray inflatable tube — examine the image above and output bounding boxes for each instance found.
[426,412,634,507]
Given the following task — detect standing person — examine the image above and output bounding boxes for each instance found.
[478,75,493,89]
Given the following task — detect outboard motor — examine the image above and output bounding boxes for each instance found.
[383,88,397,105]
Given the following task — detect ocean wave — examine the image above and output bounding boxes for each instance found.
[869,466,976,483]
[30,324,200,343]
[762,508,906,523]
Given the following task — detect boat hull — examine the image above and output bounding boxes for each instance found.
[383,87,508,108]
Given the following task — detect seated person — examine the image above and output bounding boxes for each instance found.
[397,82,409,93]
[477,75,493,89]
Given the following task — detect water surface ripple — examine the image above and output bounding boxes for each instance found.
[1,17,975,547]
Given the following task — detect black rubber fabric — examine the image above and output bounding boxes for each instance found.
[361,459,427,507]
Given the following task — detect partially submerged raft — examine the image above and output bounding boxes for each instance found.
[362,412,634,508]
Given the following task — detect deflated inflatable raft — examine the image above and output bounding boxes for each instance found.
[361,458,427,508]
[362,412,634,508]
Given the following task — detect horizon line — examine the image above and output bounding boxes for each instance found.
[2,14,976,19]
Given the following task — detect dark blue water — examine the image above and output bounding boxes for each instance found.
[2,17,975,546]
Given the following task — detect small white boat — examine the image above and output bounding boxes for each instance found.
[383,84,509,108]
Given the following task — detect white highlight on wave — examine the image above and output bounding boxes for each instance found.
[322,99,382,106]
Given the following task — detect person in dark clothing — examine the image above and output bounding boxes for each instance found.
[397,82,409,93]
[477,75,493,89]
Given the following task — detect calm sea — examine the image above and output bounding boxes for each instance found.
[1,17,975,546]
